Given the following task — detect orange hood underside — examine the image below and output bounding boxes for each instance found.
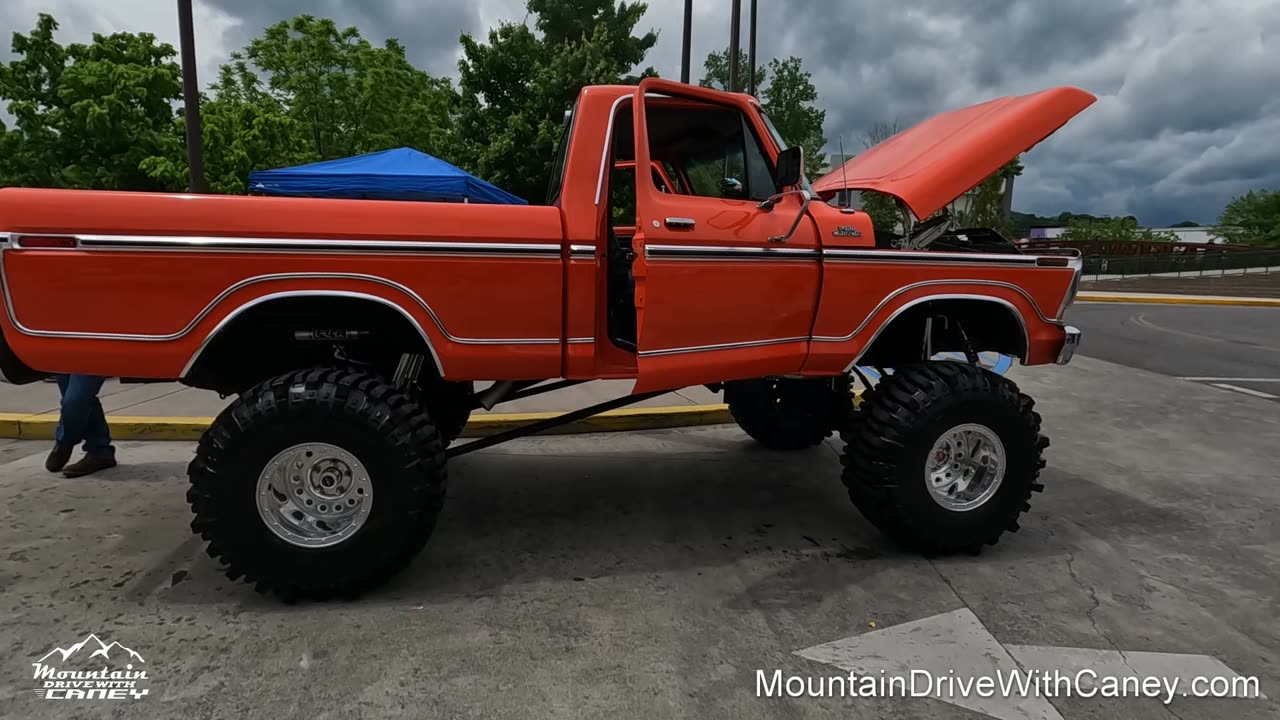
[814,86,1097,220]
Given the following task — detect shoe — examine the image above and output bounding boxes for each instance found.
[45,444,73,472]
[61,455,118,478]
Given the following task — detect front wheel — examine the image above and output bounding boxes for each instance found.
[840,362,1047,554]
[187,368,447,601]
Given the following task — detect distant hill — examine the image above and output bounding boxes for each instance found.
[1010,211,1118,238]
[1009,212,1204,238]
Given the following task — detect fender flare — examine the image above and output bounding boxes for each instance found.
[180,289,443,379]
[844,293,1031,371]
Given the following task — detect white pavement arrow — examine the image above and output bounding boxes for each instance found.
[795,608,1264,720]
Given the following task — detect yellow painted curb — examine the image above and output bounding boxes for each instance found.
[1077,292,1280,308]
[0,405,739,442]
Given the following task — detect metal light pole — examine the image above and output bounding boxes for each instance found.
[177,0,207,193]
[747,0,758,95]
[680,0,693,83]
[728,0,742,92]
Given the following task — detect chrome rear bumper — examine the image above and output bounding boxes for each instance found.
[1056,325,1081,365]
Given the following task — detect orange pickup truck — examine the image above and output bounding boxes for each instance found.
[0,78,1093,601]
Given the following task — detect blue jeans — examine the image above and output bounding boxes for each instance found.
[55,374,114,459]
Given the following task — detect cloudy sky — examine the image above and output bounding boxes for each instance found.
[3,0,1278,226]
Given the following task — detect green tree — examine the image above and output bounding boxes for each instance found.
[761,57,827,177]
[456,0,658,202]
[141,63,310,194]
[952,157,1023,237]
[855,121,901,236]
[699,49,827,177]
[697,47,766,94]
[233,15,457,161]
[1216,189,1280,247]
[1059,216,1179,243]
[0,13,183,191]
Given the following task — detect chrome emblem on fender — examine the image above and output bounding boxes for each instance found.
[833,225,863,238]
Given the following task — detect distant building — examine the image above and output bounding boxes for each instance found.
[1028,225,1226,244]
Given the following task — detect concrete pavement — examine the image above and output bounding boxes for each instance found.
[0,356,1276,719]
[1067,303,1280,401]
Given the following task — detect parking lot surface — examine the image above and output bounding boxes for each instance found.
[1067,302,1280,401]
[0,355,1277,719]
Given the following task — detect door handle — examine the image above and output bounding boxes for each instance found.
[664,217,696,230]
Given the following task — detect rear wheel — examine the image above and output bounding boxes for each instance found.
[187,368,446,601]
[840,362,1047,554]
[727,376,853,450]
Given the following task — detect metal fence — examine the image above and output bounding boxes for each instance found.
[1081,249,1280,279]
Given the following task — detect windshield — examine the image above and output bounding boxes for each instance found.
[758,109,816,192]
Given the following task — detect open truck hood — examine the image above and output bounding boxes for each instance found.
[814,86,1096,220]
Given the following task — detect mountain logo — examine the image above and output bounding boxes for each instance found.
[37,634,146,664]
[31,633,151,701]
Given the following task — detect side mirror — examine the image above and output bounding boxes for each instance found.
[774,146,804,190]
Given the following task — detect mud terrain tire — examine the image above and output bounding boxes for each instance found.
[840,362,1047,554]
[187,368,446,601]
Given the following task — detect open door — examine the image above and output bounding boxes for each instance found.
[628,79,822,394]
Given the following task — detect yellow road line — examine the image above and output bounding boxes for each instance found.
[0,405,738,442]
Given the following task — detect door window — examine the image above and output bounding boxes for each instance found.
[646,102,776,202]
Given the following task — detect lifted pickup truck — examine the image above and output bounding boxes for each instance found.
[0,78,1092,601]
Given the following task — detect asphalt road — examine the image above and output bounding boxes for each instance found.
[1,357,1277,719]
[1066,302,1280,402]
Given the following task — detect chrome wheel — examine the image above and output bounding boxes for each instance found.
[925,423,1005,512]
[256,443,373,548]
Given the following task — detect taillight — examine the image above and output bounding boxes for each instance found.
[15,235,78,249]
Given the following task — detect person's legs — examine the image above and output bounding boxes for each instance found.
[54,374,71,447]
[57,374,105,447]
[81,386,115,459]
[46,374,74,472]
[58,375,117,477]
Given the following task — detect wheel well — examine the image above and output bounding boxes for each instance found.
[856,298,1027,367]
[182,295,439,395]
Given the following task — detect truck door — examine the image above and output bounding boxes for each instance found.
[628,79,821,394]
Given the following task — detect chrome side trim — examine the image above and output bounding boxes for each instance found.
[0,268,561,346]
[180,290,443,378]
[596,94,634,206]
[566,337,595,344]
[568,244,596,258]
[811,279,1057,344]
[65,233,562,257]
[840,294,1030,372]
[646,244,819,261]
[823,248,1038,265]
[639,335,807,358]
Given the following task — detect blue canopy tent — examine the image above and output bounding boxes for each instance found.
[247,147,527,205]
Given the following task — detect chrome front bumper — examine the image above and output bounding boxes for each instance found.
[1056,325,1082,365]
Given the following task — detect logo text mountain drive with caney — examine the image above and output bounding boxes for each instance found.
[31,633,151,701]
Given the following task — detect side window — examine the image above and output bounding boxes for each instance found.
[651,167,670,193]
[656,105,775,202]
[660,161,686,194]
[611,167,637,226]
